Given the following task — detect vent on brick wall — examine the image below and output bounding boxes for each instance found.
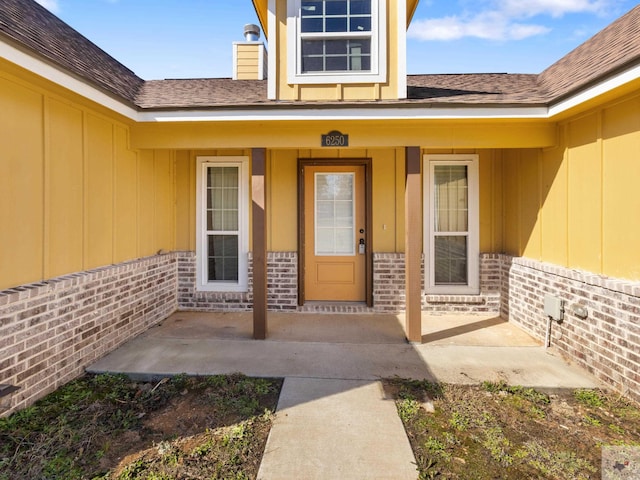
[0,384,19,398]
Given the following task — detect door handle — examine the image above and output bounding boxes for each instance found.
[358,238,365,254]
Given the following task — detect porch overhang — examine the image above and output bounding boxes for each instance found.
[130,118,557,150]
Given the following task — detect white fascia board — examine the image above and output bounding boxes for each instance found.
[396,0,407,99]
[548,62,640,118]
[1,41,139,121]
[137,106,549,122]
[267,0,277,99]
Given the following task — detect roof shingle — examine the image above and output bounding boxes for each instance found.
[538,4,640,102]
[0,0,143,104]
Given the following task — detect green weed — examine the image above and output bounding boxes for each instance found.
[397,398,422,422]
[523,441,597,479]
[574,389,606,408]
[583,415,602,427]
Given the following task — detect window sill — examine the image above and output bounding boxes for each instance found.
[288,71,386,85]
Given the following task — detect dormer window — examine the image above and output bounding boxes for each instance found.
[301,1,372,73]
[288,0,387,84]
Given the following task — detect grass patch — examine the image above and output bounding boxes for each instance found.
[386,379,640,480]
[0,373,282,480]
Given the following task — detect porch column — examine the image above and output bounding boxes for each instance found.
[252,148,267,340]
[405,146,422,343]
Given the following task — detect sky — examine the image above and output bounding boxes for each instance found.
[35,0,638,80]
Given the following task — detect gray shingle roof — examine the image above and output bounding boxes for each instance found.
[0,0,143,104]
[539,4,640,102]
[2,0,639,111]
[137,75,546,109]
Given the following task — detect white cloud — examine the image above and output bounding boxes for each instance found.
[409,13,550,41]
[35,0,60,13]
[408,0,614,42]
[500,0,610,18]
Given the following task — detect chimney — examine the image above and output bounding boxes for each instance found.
[233,24,267,80]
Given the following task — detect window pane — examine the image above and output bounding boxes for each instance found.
[326,17,347,32]
[434,236,468,285]
[302,1,323,15]
[350,16,371,32]
[208,168,223,187]
[334,201,353,227]
[434,165,468,232]
[301,17,323,32]
[334,228,353,253]
[207,235,239,281]
[300,0,371,35]
[327,56,348,71]
[223,188,238,210]
[222,167,238,187]
[315,173,355,255]
[206,166,239,233]
[326,39,348,55]
[350,54,370,71]
[316,200,334,227]
[302,55,324,72]
[316,228,334,254]
[208,209,223,231]
[350,0,371,14]
[326,0,347,15]
[301,38,371,73]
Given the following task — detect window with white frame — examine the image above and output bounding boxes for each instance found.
[196,157,249,292]
[288,0,387,84]
[424,155,479,294]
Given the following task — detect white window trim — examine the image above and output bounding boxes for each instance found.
[287,0,387,85]
[423,154,480,295]
[196,156,250,292]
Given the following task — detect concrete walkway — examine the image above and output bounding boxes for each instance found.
[257,378,417,480]
[88,311,601,479]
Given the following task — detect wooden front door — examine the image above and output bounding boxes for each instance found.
[303,165,366,301]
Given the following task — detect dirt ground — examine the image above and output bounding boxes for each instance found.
[0,374,282,480]
[385,379,640,480]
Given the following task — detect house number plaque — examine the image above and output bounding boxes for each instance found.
[321,130,349,147]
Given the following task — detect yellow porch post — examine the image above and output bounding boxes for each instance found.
[252,148,267,339]
[405,146,422,343]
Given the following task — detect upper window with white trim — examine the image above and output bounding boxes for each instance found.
[288,0,387,84]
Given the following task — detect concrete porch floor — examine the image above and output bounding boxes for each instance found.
[89,310,597,390]
[142,311,541,347]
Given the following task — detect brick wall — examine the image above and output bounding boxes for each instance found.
[0,253,178,417]
[373,253,502,313]
[503,255,640,403]
[177,251,298,311]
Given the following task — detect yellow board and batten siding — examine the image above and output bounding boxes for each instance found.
[234,43,265,80]
[272,0,401,101]
[502,91,640,281]
[0,67,177,291]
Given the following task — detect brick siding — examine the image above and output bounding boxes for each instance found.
[373,253,502,313]
[177,251,298,311]
[0,253,178,417]
[3,249,639,413]
[503,255,640,403]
